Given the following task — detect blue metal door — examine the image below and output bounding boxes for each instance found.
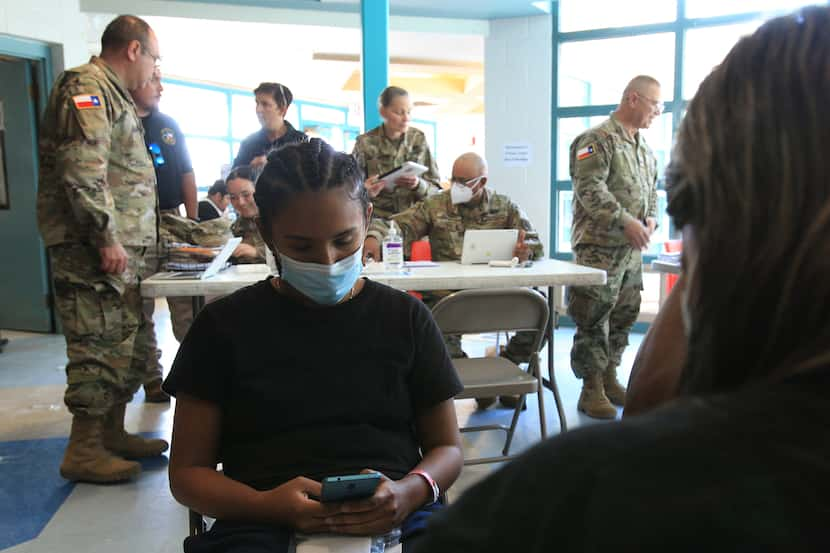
[0,59,52,331]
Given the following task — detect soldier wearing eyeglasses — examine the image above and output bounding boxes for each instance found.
[36,15,168,484]
[567,75,662,419]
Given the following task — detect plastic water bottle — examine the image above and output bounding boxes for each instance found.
[383,220,404,273]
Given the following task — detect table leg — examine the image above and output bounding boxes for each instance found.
[544,285,568,433]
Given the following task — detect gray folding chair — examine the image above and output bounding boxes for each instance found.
[432,287,550,465]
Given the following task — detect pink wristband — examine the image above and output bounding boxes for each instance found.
[409,469,440,505]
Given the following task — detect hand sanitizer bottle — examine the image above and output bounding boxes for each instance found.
[383,220,404,273]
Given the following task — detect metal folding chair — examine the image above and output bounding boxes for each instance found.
[432,287,550,465]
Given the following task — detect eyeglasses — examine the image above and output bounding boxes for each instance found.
[141,45,162,68]
[638,93,664,113]
[147,143,165,167]
[450,175,484,187]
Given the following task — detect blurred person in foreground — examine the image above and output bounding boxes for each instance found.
[412,7,830,551]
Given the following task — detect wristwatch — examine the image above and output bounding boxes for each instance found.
[409,469,440,505]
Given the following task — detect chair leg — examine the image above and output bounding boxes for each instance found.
[189,509,206,536]
[547,356,568,433]
[532,356,547,440]
[502,394,526,456]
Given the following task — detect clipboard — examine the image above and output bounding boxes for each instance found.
[378,161,428,191]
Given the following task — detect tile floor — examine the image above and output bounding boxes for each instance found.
[0,300,642,552]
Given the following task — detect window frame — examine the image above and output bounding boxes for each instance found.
[549,0,830,262]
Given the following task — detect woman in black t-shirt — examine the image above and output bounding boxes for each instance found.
[164,139,463,552]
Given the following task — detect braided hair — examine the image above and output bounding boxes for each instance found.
[254,138,369,235]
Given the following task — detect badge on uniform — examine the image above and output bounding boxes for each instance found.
[161,128,176,146]
[72,94,102,110]
[577,144,596,161]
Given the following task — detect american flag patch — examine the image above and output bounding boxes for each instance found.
[577,144,595,161]
[72,94,102,110]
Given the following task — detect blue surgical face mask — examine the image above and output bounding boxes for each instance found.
[278,245,364,305]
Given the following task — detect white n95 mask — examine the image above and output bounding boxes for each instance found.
[450,183,475,205]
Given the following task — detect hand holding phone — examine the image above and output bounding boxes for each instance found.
[320,473,382,503]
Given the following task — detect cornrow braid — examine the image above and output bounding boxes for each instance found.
[254,138,369,234]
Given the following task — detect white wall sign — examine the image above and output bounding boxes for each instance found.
[503,142,532,167]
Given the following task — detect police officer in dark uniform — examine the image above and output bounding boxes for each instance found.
[131,68,196,402]
[232,82,307,170]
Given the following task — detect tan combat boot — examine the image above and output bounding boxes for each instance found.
[577,373,618,419]
[60,415,142,483]
[103,403,169,459]
[603,366,627,407]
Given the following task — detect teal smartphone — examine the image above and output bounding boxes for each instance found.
[320,473,381,502]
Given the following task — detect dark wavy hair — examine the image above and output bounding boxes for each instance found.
[225,165,256,185]
[667,6,830,395]
[254,82,293,110]
[253,138,368,237]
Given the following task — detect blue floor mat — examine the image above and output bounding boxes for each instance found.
[0,433,167,550]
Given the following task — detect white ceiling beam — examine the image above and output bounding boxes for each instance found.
[79,0,489,35]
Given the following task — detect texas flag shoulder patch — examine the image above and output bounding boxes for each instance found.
[577,144,596,161]
[72,94,103,110]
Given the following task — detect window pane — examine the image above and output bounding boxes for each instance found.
[683,22,762,98]
[300,104,346,126]
[559,0,677,32]
[559,33,675,107]
[160,82,228,138]
[556,116,607,180]
[410,121,437,153]
[286,104,300,128]
[647,189,672,255]
[641,113,673,178]
[303,124,346,152]
[686,0,820,18]
[557,190,574,253]
[231,94,259,140]
[188,138,232,185]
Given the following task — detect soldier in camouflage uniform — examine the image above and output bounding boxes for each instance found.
[567,75,661,419]
[353,86,441,220]
[366,152,542,409]
[226,166,267,264]
[36,15,168,483]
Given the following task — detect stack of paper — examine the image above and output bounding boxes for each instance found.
[657,250,681,263]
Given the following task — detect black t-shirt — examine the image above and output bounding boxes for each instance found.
[163,278,462,491]
[232,122,307,169]
[412,368,830,552]
[142,110,193,210]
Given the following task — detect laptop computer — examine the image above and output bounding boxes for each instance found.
[158,237,243,280]
[460,229,518,265]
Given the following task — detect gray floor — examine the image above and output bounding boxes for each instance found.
[0,300,643,552]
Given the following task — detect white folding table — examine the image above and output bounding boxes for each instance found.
[142,259,606,431]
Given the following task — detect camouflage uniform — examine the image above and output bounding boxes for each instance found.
[567,114,658,379]
[352,125,441,219]
[37,57,157,417]
[368,188,543,360]
[231,216,267,264]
